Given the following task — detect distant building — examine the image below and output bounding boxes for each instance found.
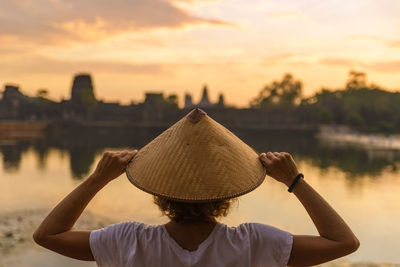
[0,74,229,125]
[144,93,164,106]
[0,73,316,130]
[217,93,225,107]
[0,85,61,120]
[0,85,30,119]
[70,74,97,105]
[141,92,180,122]
[184,85,225,109]
[61,74,99,120]
[198,85,213,108]
[184,93,194,109]
[3,85,25,100]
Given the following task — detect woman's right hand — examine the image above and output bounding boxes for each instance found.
[259,152,300,187]
[92,150,138,184]
[260,151,360,266]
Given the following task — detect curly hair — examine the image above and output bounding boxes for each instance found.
[153,196,236,223]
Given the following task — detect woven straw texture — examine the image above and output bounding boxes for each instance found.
[126,113,266,202]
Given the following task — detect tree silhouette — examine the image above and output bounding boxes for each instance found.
[307,71,400,132]
[346,71,367,90]
[251,73,302,108]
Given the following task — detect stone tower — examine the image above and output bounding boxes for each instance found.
[184,93,193,108]
[217,93,225,107]
[3,85,24,101]
[1,85,26,118]
[70,74,96,105]
[198,85,212,108]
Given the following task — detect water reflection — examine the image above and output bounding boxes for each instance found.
[1,141,28,171]
[232,129,400,178]
[1,128,400,180]
[2,129,400,264]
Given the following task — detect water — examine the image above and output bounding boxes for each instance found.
[1,128,400,266]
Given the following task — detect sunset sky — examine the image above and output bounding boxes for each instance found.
[1,0,399,107]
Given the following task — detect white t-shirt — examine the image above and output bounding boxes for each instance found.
[89,222,293,267]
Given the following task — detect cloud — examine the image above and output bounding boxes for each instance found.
[367,61,400,72]
[387,40,400,48]
[0,54,244,77]
[261,54,311,67]
[319,58,356,67]
[172,0,217,2]
[266,11,307,22]
[261,54,295,66]
[349,35,400,49]
[0,55,168,76]
[0,0,230,45]
[320,57,400,72]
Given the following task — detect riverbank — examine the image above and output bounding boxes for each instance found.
[0,121,49,140]
[317,125,400,150]
[0,209,398,267]
[0,209,114,267]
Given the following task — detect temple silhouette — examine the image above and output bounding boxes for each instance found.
[0,73,315,131]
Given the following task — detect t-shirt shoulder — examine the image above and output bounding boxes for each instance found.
[90,221,293,267]
[89,221,162,266]
[238,222,293,266]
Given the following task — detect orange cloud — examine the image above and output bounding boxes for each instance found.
[320,57,400,73]
[319,58,356,67]
[350,35,400,49]
[367,61,400,72]
[0,55,168,76]
[0,54,245,77]
[387,40,400,48]
[266,11,307,21]
[261,54,311,67]
[0,0,230,45]
[263,54,295,64]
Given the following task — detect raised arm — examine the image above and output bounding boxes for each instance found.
[259,152,360,266]
[33,150,137,261]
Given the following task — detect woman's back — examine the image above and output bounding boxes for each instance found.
[90,221,292,267]
[33,109,359,266]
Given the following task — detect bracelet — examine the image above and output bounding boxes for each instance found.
[288,173,304,193]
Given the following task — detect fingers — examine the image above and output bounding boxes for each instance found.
[279,152,294,165]
[121,150,138,163]
[259,153,275,174]
[259,152,276,164]
[259,152,271,165]
[259,153,272,175]
[259,151,293,163]
[274,152,291,159]
[267,152,279,161]
[259,151,298,185]
[102,150,138,163]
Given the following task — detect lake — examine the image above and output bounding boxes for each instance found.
[1,128,400,266]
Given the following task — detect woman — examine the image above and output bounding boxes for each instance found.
[33,109,359,266]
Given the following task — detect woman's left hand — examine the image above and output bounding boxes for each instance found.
[33,149,138,261]
[92,150,138,184]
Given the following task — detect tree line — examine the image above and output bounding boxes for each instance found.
[250,71,400,133]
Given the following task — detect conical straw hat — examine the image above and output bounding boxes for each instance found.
[126,108,266,202]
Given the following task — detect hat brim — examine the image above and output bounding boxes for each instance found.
[126,110,267,202]
[126,164,266,202]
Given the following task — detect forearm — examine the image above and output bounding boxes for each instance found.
[33,173,107,240]
[32,150,136,261]
[260,152,359,265]
[291,178,358,245]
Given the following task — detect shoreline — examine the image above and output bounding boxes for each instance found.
[0,209,114,266]
[317,125,400,151]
